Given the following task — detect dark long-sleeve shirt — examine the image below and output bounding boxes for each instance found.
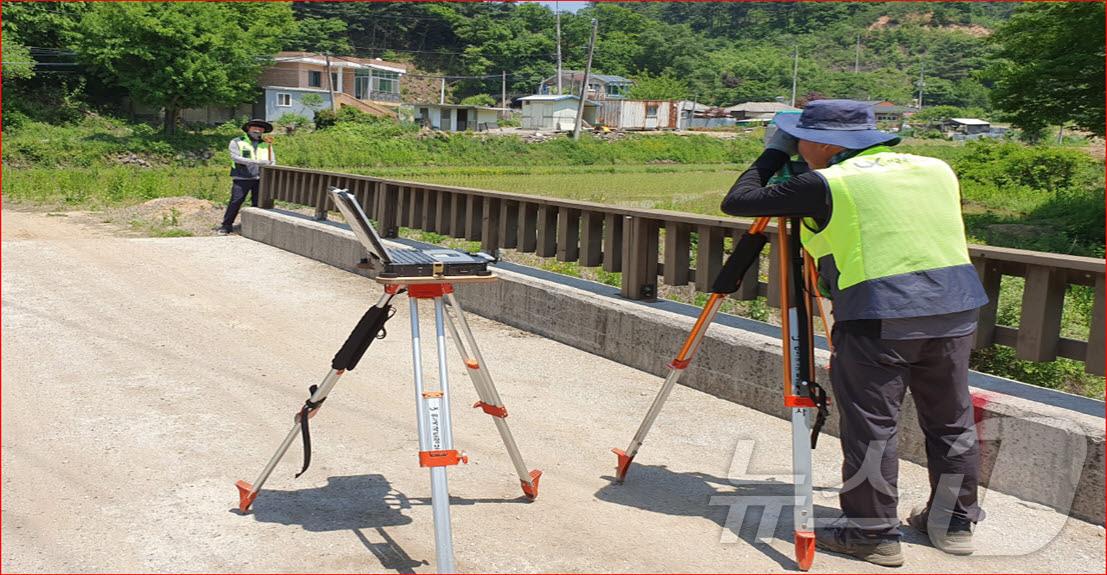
[720,149,831,224]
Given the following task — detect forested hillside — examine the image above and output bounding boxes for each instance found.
[290,1,1010,108]
[3,1,1014,112]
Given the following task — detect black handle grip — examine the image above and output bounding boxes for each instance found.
[331,304,393,371]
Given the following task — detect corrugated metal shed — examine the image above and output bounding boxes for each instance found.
[598,100,680,130]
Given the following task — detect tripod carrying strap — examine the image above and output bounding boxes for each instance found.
[296,297,399,479]
[295,385,323,478]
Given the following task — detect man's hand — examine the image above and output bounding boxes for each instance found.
[765,129,799,157]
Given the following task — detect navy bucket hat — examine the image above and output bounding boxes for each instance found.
[774,99,900,149]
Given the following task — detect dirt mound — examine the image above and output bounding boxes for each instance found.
[133,197,217,217]
[106,196,226,237]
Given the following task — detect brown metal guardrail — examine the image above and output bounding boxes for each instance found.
[259,165,1106,376]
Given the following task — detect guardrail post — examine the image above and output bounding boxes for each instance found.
[537,205,558,257]
[436,192,452,235]
[450,193,467,239]
[1016,265,1066,361]
[423,189,438,233]
[313,175,328,221]
[621,216,659,300]
[259,167,275,209]
[695,225,723,292]
[499,200,519,249]
[1086,275,1105,375]
[409,186,425,229]
[973,258,1003,349]
[518,202,538,252]
[663,221,690,286]
[377,184,399,237]
[557,208,581,262]
[466,195,483,241]
[603,213,623,273]
[729,229,761,300]
[481,197,501,253]
[580,210,604,267]
[396,186,410,227]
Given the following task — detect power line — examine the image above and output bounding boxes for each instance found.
[326,54,540,81]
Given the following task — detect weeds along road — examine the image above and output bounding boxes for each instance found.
[2,209,1104,573]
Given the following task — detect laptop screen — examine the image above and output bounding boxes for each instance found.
[329,188,392,264]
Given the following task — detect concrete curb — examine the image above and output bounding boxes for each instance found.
[241,207,1105,525]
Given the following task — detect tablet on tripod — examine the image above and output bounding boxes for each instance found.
[329,187,493,278]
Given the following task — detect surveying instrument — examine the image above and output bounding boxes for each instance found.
[610,113,832,571]
[234,189,541,574]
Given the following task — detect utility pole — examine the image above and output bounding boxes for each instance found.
[325,53,338,112]
[440,77,446,105]
[854,35,861,73]
[501,70,507,119]
[790,46,799,107]
[573,18,598,141]
[556,0,563,94]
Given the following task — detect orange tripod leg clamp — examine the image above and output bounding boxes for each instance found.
[419,449,468,467]
[473,401,508,418]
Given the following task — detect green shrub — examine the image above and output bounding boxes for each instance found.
[313,109,338,129]
[276,113,311,134]
[956,140,1097,191]
[460,94,496,106]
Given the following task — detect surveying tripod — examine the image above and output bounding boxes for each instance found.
[235,274,541,574]
[611,214,833,571]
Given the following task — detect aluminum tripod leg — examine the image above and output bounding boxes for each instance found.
[442,292,542,498]
[779,219,817,571]
[612,292,727,482]
[412,296,462,573]
[235,368,344,512]
[234,292,395,513]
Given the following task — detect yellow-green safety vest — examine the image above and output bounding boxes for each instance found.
[800,146,987,320]
[230,136,271,178]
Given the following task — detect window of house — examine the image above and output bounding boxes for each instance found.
[277,93,292,107]
[646,104,658,118]
[308,71,322,88]
[331,73,339,89]
[372,71,400,94]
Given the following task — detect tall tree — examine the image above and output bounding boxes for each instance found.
[69,2,295,134]
[285,17,353,55]
[988,2,1105,136]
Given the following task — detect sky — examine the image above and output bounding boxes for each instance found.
[535,1,589,13]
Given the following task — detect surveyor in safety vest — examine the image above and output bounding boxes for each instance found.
[218,119,276,235]
[721,100,988,567]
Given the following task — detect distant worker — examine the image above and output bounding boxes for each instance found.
[720,100,988,567]
[219,119,275,235]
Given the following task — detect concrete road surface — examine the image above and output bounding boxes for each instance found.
[2,209,1103,573]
